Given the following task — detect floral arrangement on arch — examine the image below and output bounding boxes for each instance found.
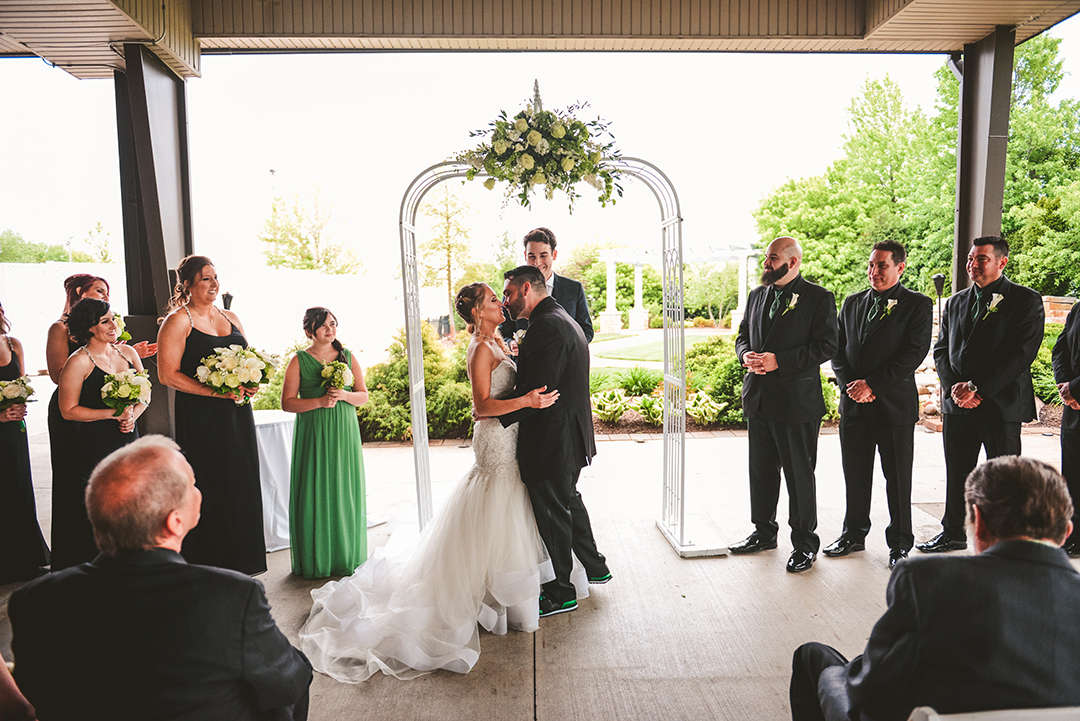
[456,83,623,211]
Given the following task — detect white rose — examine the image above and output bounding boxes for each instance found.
[219,356,238,371]
[236,368,252,384]
[2,384,20,399]
[514,118,528,132]
[209,370,224,387]
[343,369,355,386]
[117,384,131,398]
[532,171,547,185]
[520,154,535,170]
[493,139,509,155]
[224,374,240,388]
[561,158,575,173]
[249,369,262,384]
[196,366,210,382]
[551,123,566,139]
[526,129,542,146]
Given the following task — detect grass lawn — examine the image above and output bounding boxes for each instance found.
[591,332,637,343]
[595,338,711,362]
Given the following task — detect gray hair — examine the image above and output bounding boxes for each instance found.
[85,435,191,556]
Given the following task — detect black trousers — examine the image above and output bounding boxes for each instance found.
[942,413,1021,538]
[838,416,915,551]
[748,417,821,554]
[790,642,851,721]
[523,466,608,605]
[1064,426,1080,542]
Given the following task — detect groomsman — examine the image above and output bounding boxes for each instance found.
[499,227,594,345]
[731,236,838,573]
[826,241,933,569]
[918,236,1044,553]
[1053,300,1080,556]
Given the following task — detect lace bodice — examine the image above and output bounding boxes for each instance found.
[472,360,518,471]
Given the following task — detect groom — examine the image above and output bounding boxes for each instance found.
[500,265,611,617]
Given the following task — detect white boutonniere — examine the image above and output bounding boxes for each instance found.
[781,293,799,316]
[981,293,1005,320]
[513,329,527,347]
[883,299,898,318]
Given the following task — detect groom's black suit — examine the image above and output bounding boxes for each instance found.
[500,296,607,604]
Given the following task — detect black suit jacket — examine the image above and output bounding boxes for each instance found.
[499,273,594,343]
[10,548,312,721]
[500,296,596,480]
[831,541,1080,721]
[934,275,1044,421]
[735,274,839,423]
[832,284,933,425]
[1053,301,1080,431]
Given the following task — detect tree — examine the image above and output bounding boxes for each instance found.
[83,222,115,263]
[684,262,740,323]
[420,186,471,334]
[454,231,520,297]
[0,229,83,263]
[257,190,362,274]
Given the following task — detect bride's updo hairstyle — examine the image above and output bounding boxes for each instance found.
[454,283,487,335]
[68,298,111,345]
[162,255,214,319]
[302,307,344,360]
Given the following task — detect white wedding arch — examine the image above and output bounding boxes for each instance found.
[398,157,726,557]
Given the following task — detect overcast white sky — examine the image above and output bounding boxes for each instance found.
[3,16,1080,351]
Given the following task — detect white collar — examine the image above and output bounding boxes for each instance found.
[546,274,555,293]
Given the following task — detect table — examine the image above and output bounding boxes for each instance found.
[254,409,294,552]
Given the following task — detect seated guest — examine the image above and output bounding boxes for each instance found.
[790,455,1080,721]
[8,435,312,721]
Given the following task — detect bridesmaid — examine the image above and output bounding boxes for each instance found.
[281,307,369,578]
[0,301,50,583]
[157,256,266,575]
[55,298,144,569]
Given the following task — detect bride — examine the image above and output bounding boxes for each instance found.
[299,282,586,682]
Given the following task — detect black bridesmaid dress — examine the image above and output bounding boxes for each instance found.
[0,336,50,583]
[51,347,140,570]
[174,308,266,575]
[48,331,80,562]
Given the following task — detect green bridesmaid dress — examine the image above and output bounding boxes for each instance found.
[290,348,367,578]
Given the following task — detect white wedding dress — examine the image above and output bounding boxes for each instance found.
[299,360,587,682]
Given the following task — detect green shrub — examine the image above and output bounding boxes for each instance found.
[1032,323,1065,406]
[251,339,309,410]
[592,388,631,423]
[821,373,840,422]
[357,388,413,442]
[616,366,664,396]
[366,323,449,407]
[686,391,727,425]
[589,370,611,395]
[428,381,474,438]
[633,394,665,426]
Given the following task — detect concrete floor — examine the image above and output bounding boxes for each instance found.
[1,398,1070,720]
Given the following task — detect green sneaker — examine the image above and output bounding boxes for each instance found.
[588,572,612,585]
[539,596,578,617]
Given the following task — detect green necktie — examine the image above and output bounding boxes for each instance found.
[867,294,881,323]
[768,288,783,319]
[970,288,984,321]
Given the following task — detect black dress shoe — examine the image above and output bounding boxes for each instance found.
[786,550,815,573]
[889,548,909,570]
[729,532,778,555]
[823,536,866,558]
[915,532,967,553]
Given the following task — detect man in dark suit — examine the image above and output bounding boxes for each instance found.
[826,241,933,569]
[501,264,610,617]
[917,236,1044,553]
[731,236,839,573]
[9,435,312,721]
[499,227,594,346]
[1053,299,1080,556]
[791,456,1080,721]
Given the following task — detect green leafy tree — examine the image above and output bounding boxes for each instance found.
[683,262,739,322]
[258,190,362,274]
[83,222,114,263]
[420,186,471,335]
[0,229,83,263]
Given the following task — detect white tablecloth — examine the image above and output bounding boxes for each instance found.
[254,409,294,552]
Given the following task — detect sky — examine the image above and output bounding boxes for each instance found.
[4,15,1080,359]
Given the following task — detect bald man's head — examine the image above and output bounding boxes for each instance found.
[761,236,803,287]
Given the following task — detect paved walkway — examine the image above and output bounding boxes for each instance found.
[1,393,1070,720]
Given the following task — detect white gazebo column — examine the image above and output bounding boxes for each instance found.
[599,255,622,334]
[628,262,648,330]
[730,252,753,330]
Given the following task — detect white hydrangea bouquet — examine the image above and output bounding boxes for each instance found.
[196,344,280,405]
[320,360,354,390]
[113,313,131,342]
[456,82,622,211]
[100,369,151,416]
[0,375,35,432]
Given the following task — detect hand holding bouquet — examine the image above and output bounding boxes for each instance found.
[195,344,280,405]
[320,360,354,390]
[0,376,34,430]
[100,369,151,417]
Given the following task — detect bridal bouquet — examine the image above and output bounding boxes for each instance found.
[320,360,354,390]
[101,369,151,416]
[195,345,280,405]
[456,83,622,211]
[113,313,131,342]
[0,375,34,432]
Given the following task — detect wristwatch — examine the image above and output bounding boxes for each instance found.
[966,381,978,393]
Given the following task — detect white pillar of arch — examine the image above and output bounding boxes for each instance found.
[731,252,755,331]
[599,256,622,334]
[628,262,648,330]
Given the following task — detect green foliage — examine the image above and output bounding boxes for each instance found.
[357,389,413,442]
[427,381,474,438]
[616,366,663,396]
[686,391,727,425]
[583,260,662,320]
[589,369,611,394]
[591,388,631,423]
[420,186,471,323]
[1032,323,1066,406]
[684,336,745,425]
[821,374,840,422]
[251,339,308,410]
[684,262,740,322]
[633,394,665,427]
[366,323,449,407]
[0,229,90,263]
[258,190,361,275]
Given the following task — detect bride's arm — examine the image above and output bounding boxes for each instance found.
[469,341,558,418]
